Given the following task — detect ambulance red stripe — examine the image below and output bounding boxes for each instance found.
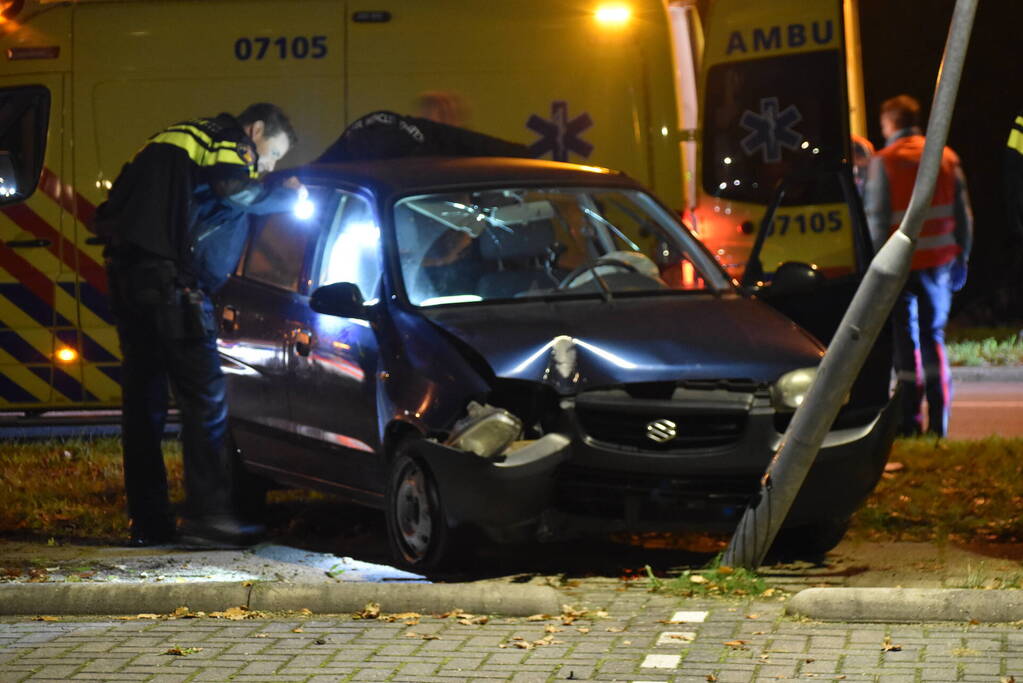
[39,168,97,228]
[1,204,108,294]
[0,241,55,307]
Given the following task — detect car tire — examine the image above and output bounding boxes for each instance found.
[385,447,462,572]
[769,516,851,561]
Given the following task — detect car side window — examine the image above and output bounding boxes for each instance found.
[243,205,318,292]
[314,192,381,300]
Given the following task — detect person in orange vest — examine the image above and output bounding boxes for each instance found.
[864,95,973,437]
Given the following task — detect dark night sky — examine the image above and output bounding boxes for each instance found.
[858,0,1023,323]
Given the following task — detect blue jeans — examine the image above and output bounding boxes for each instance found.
[891,262,953,436]
[108,259,231,531]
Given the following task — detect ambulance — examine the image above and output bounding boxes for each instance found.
[0,0,871,411]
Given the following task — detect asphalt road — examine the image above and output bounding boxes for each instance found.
[949,380,1023,439]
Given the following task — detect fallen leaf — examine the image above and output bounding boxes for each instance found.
[457,614,489,626]
[745,614,760,619]
[1000,677,1015,683]
[291,627,304,633]
[210,606,249,620]
[576,627,590,633]
[690,574,709,584]
[716,566,734,575]
[526,613,549,621]
[605,626,624,632]
[171,607,195,619]
[881,637,902,652]
[723,640,748,649]
[296,608,313,616]
[706,675,718,682]
[32,616,59,622]
[884,461,904,472]
[163,647,202,656]
[544,625,563,633]
[354,602,381,619]
[253,633,269,638]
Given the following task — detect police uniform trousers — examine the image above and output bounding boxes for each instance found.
[891,262,953,437]
[107,257,233,533]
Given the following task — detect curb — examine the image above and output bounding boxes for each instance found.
[0,581,562,617]
[786,587,1023,623]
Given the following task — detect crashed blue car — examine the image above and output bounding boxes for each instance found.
[217,156,897,570]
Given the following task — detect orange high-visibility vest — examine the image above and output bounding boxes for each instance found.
[878,135,961,270]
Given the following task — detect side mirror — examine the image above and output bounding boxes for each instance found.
[309,282,369,319]
[769,261,824,296]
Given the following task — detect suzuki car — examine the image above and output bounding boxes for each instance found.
[217,156,897,570]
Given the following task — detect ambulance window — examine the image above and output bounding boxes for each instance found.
[0,86,50,206]
[702,51,847,206]
[243,203,321,292]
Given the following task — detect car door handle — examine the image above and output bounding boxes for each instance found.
[221,305,239,333]
[293,329,313,357]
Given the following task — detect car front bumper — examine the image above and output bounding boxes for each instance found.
[417,390,898,541]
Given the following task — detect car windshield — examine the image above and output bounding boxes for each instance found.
[394,186,730,306]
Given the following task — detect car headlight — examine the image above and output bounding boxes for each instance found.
[447,402,523,459]
[771,367,818,411]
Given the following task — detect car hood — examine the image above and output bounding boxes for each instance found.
[419,294,824,392]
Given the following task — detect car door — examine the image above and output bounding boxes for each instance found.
[217,200,319,480]
[285,188,383,499]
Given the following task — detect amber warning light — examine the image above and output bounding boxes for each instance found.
[55,347,78,363]
[0,0,24,22]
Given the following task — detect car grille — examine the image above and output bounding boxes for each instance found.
[555,466,757,522]
[575,405,747,450]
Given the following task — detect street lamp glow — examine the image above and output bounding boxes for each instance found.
[55,347,78,363]
[595,4,631,26]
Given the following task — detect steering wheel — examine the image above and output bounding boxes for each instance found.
[556,257,640,290]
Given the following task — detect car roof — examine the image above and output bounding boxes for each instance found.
[295,156,640,196]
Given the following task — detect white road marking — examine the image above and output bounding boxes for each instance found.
[640,654,681,669]
[656,630,696,645]
[669,610,708,623]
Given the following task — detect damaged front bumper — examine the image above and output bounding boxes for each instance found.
[417,432,571,534]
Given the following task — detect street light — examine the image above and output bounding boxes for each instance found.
[595,4,631,27]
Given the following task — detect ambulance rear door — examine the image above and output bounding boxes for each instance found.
[695,0,872,287]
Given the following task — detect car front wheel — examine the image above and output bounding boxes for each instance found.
[385,448,459,571]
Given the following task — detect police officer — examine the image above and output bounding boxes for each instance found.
[94,103,301,546]
[864,95,973,438]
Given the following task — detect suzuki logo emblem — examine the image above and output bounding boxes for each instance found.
[645,418,677,443]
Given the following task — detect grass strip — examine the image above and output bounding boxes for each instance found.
[1,436,1021,545]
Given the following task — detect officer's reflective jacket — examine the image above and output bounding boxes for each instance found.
[93,113,260,279]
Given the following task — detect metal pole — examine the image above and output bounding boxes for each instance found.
[722,0,978,570]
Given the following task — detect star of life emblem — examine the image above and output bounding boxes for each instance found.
[739,97,804,163]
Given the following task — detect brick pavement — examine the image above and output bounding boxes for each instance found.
[1,580,1021,682]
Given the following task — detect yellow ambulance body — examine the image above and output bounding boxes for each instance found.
[0,0,865,411]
